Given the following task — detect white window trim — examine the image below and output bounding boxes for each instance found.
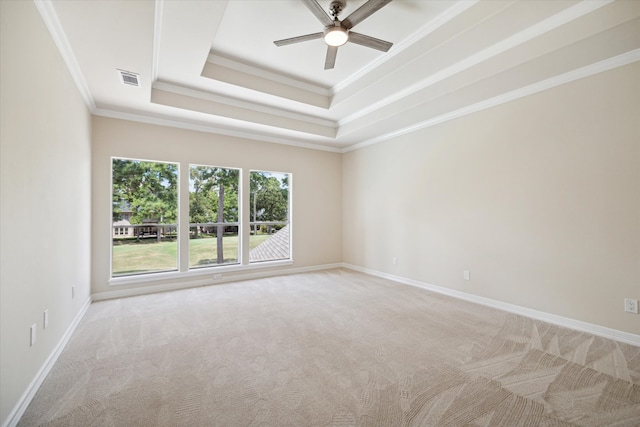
[110,157,181,279]
[248,169,292,265]
[109,259,294,286]
[109,162,293,286]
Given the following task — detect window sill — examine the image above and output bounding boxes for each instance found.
[108,259,294,286]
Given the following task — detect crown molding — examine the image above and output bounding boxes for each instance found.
[343,49,640,153]
[331,0,479,96]
[93,107,343,153]
[35,0,636,156]
[338,0,615,127]
[34,0,96,112]
[153,80,337,130]
[96,49,640,155]
[207,53,332,97]
[151,0,163,83]
[202,56,330,109]
[201,2,480,110]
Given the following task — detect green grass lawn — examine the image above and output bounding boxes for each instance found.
[112,234,271,276]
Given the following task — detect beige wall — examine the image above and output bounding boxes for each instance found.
[343,63,640,335]
[1,2,637,424]
[0,1,92,424]
[91,117,343,295]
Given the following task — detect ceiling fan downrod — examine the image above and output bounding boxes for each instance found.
[272,0,394,70]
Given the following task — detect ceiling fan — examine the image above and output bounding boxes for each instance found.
[273,0,394,70]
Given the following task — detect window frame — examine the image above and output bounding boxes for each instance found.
[109,157,180,279]
[108,161,293,286]
[188,163,242,270]
[249,169,292,264]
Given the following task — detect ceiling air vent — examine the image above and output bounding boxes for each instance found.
[118,69,140,87]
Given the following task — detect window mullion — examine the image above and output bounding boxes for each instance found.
[179,162,190,272]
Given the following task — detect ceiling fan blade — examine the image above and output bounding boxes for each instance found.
[348,32,393,52]
[301,0,334,27]
[274,32,323,47]
[342,0,393,30]
[324,46,338,70]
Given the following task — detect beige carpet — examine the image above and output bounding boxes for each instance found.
[19,269,640,426]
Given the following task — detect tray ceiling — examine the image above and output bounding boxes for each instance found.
[38,0,640,152]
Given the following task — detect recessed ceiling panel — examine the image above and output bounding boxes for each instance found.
[38,0,640,151]
[210,0,452,89]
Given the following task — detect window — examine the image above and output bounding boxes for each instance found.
[189,165,240,268]
[249,171,291,263]
[111,158,178,276]
[110,160,292,281]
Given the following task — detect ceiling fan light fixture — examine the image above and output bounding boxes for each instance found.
[272,0,394,69]
[324,26,348,47]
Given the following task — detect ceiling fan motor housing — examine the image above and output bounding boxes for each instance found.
[329,0,346,18]
[272,0,394,70]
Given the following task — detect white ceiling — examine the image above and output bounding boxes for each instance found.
[39,0,640,152]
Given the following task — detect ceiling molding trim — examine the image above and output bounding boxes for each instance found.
[338,0,615,128]
[330,0,479,96]
[207,53,331,97]
[151,0,163,83]
[342,49,640,153]
[93,108,343,153]
[153,80,337,129]
[34,0,96,112]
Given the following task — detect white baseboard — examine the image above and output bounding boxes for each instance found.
[342,263,640,347]
[5,263,342,426]
[10,262,633,427]
[3,296,92,427]
[92,263,344,301]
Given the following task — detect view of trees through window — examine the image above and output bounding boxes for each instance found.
[111,160,291,277]
[189,165,240,268]
[249,171,290,263]
[112,158,178,276]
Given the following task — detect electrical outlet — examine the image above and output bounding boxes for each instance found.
[392,256,397,265]
[463,270,470,281]
[624,298,638,314]
[30,324,36,346]
[44,309,49,329]
[213,273,222,280]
